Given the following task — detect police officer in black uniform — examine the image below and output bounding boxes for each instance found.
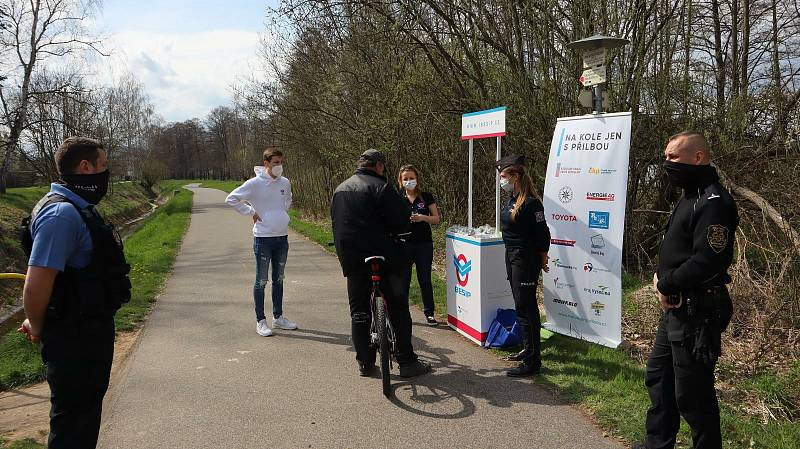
[635,132,737,449]
[18,137,131,448]
[330,149,431,378]
[495,155,551,377]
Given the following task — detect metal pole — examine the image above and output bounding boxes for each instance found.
[593,83,604,114]
[468,138,474,229]
[495,136,501,235]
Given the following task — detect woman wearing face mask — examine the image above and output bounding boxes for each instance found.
[398,165,441,325]
[495,154,551,377]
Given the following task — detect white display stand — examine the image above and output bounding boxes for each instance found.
[446,232,514,345]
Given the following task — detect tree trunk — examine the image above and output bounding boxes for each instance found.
[0,0,43,194]
[731,0,740,98]
[741,0,750,97]
[711,0,725,127]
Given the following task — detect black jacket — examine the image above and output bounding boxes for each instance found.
[657,167,738,295]
[330,168,411,277]
[500,194,551,252]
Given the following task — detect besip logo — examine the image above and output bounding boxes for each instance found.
[551,213,578,222]
[453,254,472,287]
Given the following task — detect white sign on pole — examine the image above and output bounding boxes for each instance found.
[461,107,506,140]
[582,48,607,68]
[542,112,632,348]
[580,66,607,87]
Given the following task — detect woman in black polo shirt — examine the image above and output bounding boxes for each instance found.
[398,165,441,325]
[496,154,550,377]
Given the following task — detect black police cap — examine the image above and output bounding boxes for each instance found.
[495,154,526,171]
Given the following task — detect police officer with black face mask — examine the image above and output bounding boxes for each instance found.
[18,137,131,448]
[633,132,737,449]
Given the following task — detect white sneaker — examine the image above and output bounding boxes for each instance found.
[273,316,298,330]
[256,319,273,337]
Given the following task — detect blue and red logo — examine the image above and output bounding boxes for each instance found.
[453,254,472,287]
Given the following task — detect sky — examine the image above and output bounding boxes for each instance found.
[89,0,280,122]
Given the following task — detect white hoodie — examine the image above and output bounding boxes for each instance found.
[225,166,292,237]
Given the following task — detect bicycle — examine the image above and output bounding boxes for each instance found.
[365,255,397,397]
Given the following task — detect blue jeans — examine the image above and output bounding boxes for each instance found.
[253,236,289,321]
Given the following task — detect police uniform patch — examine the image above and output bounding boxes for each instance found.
[535,211,545,223]
[707,225,729,253]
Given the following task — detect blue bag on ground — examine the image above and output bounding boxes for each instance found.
[483,308,521,348]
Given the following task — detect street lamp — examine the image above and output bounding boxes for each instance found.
[567,34,630,114]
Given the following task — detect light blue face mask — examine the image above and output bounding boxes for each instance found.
[500,177,514,192]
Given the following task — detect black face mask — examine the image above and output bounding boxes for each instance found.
[61,170,110,205]
[662,161,716,189]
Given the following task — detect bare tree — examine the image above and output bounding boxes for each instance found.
[0,0,105,193]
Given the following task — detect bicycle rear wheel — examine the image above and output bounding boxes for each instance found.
[375,295,391,397]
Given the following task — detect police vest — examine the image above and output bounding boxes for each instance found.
[20,194,132,321]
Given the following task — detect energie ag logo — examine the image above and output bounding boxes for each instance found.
[453,254,472,287]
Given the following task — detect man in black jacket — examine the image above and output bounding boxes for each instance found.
[635,132,737,449]
[330,149,431,378]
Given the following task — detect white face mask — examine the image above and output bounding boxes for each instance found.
[270,164,283,178]
[403,180,417,190]
[500,177,514,192]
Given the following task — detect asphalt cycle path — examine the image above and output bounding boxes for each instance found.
[98,185,623,449]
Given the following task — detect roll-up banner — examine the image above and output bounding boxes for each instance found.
[542,112,632,348]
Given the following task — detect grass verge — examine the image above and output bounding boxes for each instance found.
[0,183,194,390]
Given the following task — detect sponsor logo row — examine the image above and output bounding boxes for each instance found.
[557,186,616,204]
[550,210,610,230]
[551,296,608,317]
[550,258,612,274]
[554,163,618,178]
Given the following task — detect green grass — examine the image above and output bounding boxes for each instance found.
[0,438,45,449]
[196,179,239,192]
[113,187,193,331]
[0,183,194,390]
[0,331,44,390]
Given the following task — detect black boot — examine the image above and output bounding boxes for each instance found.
[358,361,376,377]
[399,360,432,378]
[507,362,540,377]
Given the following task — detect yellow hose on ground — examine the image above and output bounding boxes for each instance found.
[0,273,26,281]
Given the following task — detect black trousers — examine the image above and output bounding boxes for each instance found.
[504,246,542,367]
[46,357,113,449]
[645,315,721,449]
[347,270,416,366]
[403,241,435,317]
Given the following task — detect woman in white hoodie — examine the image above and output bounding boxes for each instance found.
[225,149,297,337]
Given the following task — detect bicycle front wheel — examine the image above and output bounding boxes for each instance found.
[375,295,391,397]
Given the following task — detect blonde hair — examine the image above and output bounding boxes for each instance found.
[398,164,421,194]
[502,164,541,221]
